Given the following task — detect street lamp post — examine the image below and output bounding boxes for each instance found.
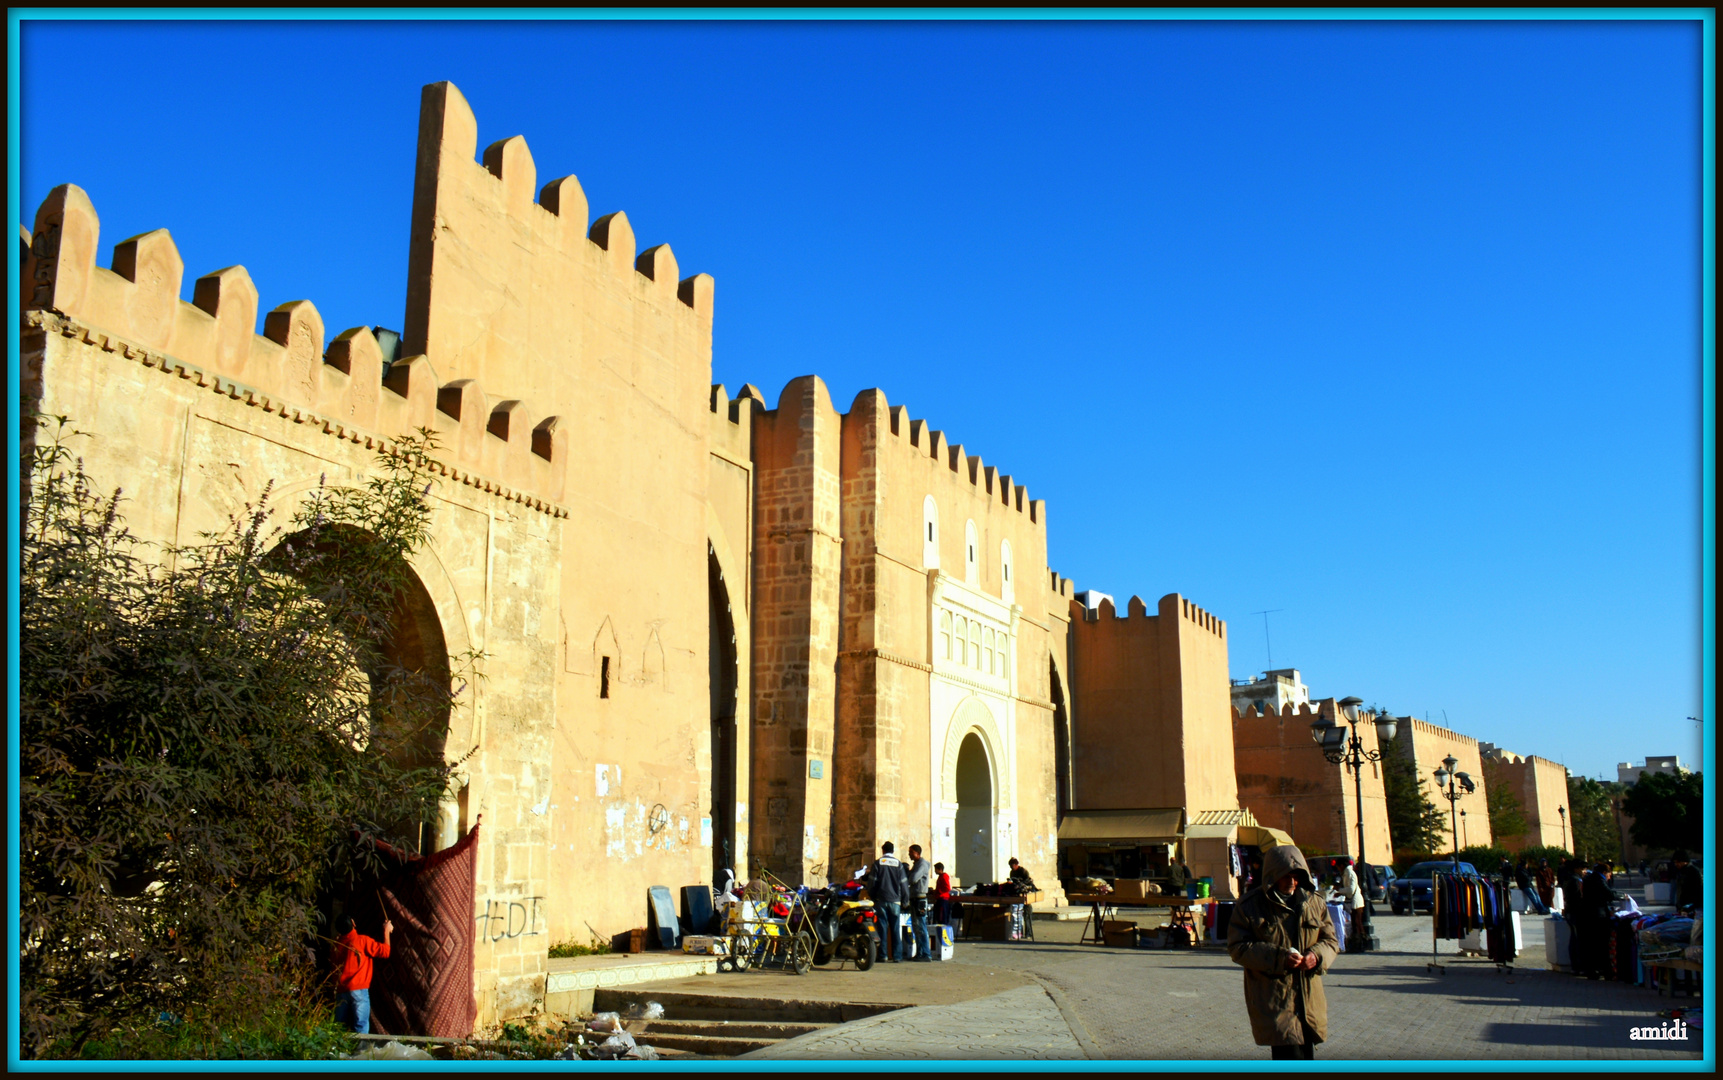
[1459,808,1469,848]
[1309,697,1397,864]
[1286,802,1295,843]
[1310,698,1397,951]
[1431,754,1475,868]
[1557,805,1568,855]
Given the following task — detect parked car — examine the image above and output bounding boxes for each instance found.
[1390,861,1479,914]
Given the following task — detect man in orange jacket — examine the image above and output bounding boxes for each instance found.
[334,913,393,1033]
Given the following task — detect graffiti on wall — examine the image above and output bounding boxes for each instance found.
[476,895,545,942]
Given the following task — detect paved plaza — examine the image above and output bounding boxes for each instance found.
[745,909,1706,1061]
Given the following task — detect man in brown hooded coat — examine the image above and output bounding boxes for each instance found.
[1226,843,1341,1059]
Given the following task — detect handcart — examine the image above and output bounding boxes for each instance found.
[718,871,817,975]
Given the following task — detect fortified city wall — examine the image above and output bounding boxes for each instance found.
[1394,717,1494,849]
[1066,593,1237,816]
[1232,701,1392,865]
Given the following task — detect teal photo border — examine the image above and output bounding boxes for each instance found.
[6,7,1715,1073]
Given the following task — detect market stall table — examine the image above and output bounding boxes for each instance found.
[1326,900,1349,953]
[951,892,1040,942]
[1068,892,1213,946]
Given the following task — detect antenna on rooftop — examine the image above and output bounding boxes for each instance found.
[1250,609,1283,673]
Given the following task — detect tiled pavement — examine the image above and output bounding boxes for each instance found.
[746,910,1707,1061]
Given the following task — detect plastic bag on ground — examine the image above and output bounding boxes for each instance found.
[623,1001,664,1020]
[587,1011,622,1032]
[347,1040,434,1060]
[625,1044,660,1060]
[586,1031,641,1059]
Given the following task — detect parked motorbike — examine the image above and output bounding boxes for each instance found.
[796,885,879,970]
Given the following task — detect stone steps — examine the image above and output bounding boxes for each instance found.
[590,987,905,1058]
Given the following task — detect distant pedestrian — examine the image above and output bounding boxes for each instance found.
[1227,844,1339,1060]
[1515,861,1548,915]
[1007,857,1037,892]
[863,841,908,963]
[903,844,933,962]
[333,913,393,1034]
[1536,859,1556,911]
[1339,862,1367,948]
[1671,850,1702,912]
[932,861,954,927]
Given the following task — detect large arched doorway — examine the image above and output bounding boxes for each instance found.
[708,547,739,884]
[274,525,454,852]
[954,732,994,887]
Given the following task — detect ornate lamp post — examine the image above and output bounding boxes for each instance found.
[1432,754,1475,868]
[1286,802,1295,842]
[1309,697,1397,863]
[1557,804,1568,854]
[1459,808,1469,848]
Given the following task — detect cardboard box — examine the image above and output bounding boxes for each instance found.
[682,935,727,955]
[1112,879,1149,901]
[1102,918,1138,947]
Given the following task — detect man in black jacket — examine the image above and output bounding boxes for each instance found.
[864,842,908,963]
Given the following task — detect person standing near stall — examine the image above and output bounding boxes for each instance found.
[932,861,954,928]
[1227,844,1340,1060]
[1340,861,1367,949]
[863,841,908,964]
[903,844,933,962]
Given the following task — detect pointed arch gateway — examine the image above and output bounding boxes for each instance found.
[941,696,1008,887]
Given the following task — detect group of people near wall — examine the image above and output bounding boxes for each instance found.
[1559,851,1704,981]
[860,842,1036,961]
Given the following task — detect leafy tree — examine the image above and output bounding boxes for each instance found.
[1375,710,1448,855]
[1564,775,1623,866]
[20,419,469,1058]
[1621,770,1704,854]
[1480,757,1528,845]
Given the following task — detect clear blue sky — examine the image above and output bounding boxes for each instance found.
[16,17,1708,782]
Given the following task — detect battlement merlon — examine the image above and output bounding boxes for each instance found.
[401,81,714,398]
[1067,591,1225,638]
[23,186,568,507]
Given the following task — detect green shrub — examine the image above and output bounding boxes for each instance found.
[61,986,356,1061]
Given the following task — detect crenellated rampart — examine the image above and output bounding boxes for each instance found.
[23,184,568,512]
[1076,591,1226,640]
[883,400,1044,526]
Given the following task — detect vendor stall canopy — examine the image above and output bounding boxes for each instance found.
[1182,808,1292,851]
[1056,809,1185,845]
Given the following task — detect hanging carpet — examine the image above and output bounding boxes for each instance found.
[347,822,480,1037]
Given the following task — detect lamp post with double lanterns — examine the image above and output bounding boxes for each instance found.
[1310,697,1397,950]
[1309,697,1397,864]
[1432,754,1475,867]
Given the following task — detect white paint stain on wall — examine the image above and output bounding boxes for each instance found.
[605,805,627,858]
[595,764,619,798]
[803,825,822,861]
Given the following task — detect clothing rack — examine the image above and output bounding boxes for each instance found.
[1427,870,1515,976]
